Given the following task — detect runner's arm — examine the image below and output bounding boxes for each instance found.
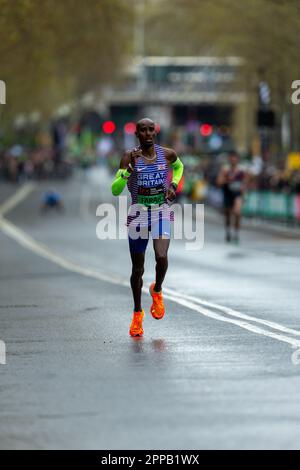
[165,148,184,190]
[164,148,184,202]
[111,152,132,196]
[217,167,227,187]
[171,156,184,187]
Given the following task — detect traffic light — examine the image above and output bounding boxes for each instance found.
[200,123,213,137]
[102,121,116,134]
[257,110,275,128]
[124,122,136,135]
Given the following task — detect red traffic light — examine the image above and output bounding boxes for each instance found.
[200,123,213,137]
[102,121,116,134]
[124,122,136,135]
[155,123,160,134]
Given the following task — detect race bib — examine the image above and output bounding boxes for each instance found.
[137,185,165,207]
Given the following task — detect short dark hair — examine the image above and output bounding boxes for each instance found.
[136,118,155,131]
[228,150,239,158]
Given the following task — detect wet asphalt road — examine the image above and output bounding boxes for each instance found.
[0,169,300,450]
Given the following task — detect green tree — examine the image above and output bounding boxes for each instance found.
[0,0,132,123]
[144,0,300,151]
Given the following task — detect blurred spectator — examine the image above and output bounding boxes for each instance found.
[52,121,67,168]
[41,189,64,213]
[0,126,75,183]
[250,154,263,177]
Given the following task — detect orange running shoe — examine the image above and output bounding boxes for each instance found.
[129,310,144,337]
[149,283,165,320]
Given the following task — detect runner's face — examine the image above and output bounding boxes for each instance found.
[136,122,156,148]
[229,154,238,167]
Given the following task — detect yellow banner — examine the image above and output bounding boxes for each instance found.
[287,152,300,170]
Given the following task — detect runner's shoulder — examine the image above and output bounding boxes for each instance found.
[161,146,178,163]
[120,149,132,168]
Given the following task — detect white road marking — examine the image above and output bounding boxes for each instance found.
[164,288,300,338]
[0,217,127,287]
[1,184,300,350]
[0,183,36,217]
[162,292,300,349]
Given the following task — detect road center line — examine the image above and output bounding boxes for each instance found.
[164,289,300,338]
[0,183,36,217]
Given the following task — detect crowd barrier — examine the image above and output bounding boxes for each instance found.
[206,187,300,223]
[243,191,300,222]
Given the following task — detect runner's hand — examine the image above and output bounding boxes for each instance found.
[130,147,143,168]
[166,184,176,202]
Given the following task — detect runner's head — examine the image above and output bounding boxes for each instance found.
[228,150,239,167]
[135,118,156,148]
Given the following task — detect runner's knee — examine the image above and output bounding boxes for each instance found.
[131,265,144,278]
[155,252,168,264]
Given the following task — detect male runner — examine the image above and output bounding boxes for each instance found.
[111,118,184,337]
[217,151,246,243]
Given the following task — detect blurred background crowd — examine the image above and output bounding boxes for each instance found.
[1,0,300,222]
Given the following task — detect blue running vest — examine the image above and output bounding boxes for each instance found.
[127,144,173,228]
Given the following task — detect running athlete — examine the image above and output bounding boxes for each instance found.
[217,151,246,243]
[111,118,184,337]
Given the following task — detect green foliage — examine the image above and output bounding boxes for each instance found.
[1,0,299,129]
[0,0,132,119]
[145,0,300,102]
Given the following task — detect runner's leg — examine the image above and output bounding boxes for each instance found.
[224,207,232,241]
[153,237,170,293]
[128,224,149,312]
[130,251,145,312]
[233,196,242,240]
